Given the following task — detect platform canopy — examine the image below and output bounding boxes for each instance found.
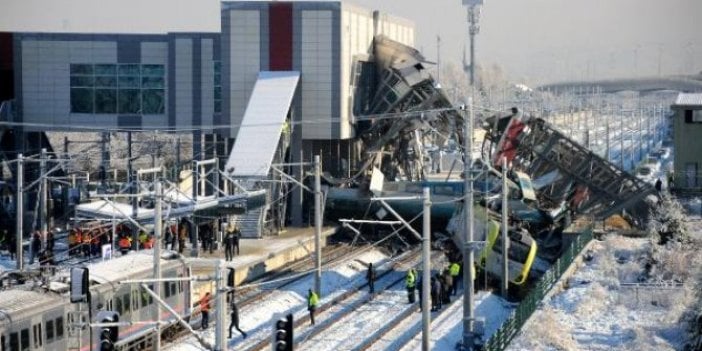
[225,71,300,179]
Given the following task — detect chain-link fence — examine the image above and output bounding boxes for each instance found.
[483,226,594,351]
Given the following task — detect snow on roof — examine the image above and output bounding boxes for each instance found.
[86,251,164,284]
[674,93,702,106]
[0,290,62,316]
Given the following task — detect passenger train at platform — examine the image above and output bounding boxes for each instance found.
[0,252,207,351]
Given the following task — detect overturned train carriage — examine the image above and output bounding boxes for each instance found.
[481,109,658,225]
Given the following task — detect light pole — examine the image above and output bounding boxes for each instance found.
[463,0,483,86]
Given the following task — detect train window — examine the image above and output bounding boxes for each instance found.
[56,317,64,339]
[20,329,29,351]
[132,290,139,310]
[1,335,5,351]
[163,282,170,298]
[433,185,455,196]
[9,333,17,351]
[115,297,123,315]
[141,285,153,307]
[405,184,422,193]
[170,282,176,297]
[123,294,130,313]
[46,320,55,343]
[32,324,42,348]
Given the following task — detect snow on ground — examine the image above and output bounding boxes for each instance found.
[393,291,513,351]
[166,248,394,351]
[508,235,695,351]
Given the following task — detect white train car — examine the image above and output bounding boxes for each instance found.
[0,252,195,351]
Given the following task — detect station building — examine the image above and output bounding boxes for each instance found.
[671,93,702,190]
[0,0,417,228]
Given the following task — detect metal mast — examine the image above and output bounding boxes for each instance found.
[463,0,483,86]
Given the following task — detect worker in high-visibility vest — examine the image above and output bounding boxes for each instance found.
[118,235,132,255]
[406,268,416,303]
[307,289,319,325]
[449,262,461,295]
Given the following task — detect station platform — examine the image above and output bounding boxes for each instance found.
[188,226,338,289]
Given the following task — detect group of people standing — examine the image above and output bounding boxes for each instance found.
[364,260,462,312]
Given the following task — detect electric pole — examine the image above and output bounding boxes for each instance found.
[501,157,509,297]
[462,98,475,350]
[314,155,322,296]
[463,0,483,86]
[16,154,24,270]
[421,187,431,351]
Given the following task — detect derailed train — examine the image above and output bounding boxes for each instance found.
[325,171,546,286]
[0,252,209,351]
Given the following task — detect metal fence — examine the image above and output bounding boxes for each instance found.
[483,227,594,351]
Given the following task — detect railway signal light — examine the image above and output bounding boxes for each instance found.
[96,311,119,351]
[272,313,293,351]
[70,267,89,303]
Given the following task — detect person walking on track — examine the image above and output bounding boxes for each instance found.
[228,300,247,339]
[308,289,319,325]
[367,262,376,294]
[406,268,416,303]
[200,292,211,329]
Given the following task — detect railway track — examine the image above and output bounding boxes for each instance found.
[162,243,371,346]
[238,250,452,351]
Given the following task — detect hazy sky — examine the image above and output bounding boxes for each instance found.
[352,0,702,85]
[3,0,700,85]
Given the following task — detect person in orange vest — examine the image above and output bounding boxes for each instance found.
[90,231,99,256]
[74,229,83,257]
[82,231,92,257]
[67,230,77,257]
[200,292,211,329]
[118,235,131,255]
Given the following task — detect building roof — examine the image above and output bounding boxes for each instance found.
[1,0,220,34]
[674,93,702,107]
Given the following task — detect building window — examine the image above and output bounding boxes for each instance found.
[214,61,222,114]
[70,63,165,114]
[684,109,702,123]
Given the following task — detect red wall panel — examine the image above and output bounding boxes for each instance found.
[269,3,293,71]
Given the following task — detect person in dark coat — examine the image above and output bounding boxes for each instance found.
[30,231,42,264]
[7,234,15,260]
[46,230,55,251]
[655,178,663,192]
[366,263,376,294]
[441,268,453,304]
[431,276,442,311]
[224,229,235,262]
[228,301,247,339]
[233,226,241,256]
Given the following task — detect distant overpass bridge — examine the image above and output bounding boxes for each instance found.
[538,75,702,94]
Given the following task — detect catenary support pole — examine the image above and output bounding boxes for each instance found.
[215,259,227,351]
[128,131,139,250]
[314,155,322,295]
[463,98,475,350]
[501,157,509,297]
[16,154,24,270]
[154,181,162,351]
[40,148,47,238]
[422,187,431,351]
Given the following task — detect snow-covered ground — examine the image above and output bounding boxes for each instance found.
[508,188,702,351]
[163,246,512,351]
[508,235,694,351]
